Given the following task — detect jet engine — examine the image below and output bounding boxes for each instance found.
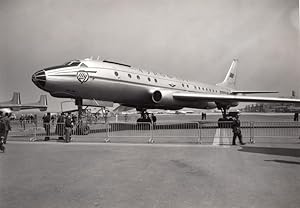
[151,90,176,106]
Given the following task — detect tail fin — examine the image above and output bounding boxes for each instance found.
[216,59,238,89]
[10,92,21,104]
[21,95,48,111]
[35,95,48,111]
[38,95,48,106]
[0,92,21,105]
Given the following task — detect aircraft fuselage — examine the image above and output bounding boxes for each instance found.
[32,59,234,110]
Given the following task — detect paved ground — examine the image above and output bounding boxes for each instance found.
[1,139,300,208]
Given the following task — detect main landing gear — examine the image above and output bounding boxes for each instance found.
[136,108,157,124]
[217,106,234,128]
[137,109,152,123]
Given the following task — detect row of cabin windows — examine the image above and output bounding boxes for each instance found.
[114,71,218,93]
[114,71,158,83]
[181,83,218,93]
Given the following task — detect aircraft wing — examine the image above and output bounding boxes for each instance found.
[113,105,135,114]
[230,91,278,95]
[173,92,300,104]
[82,99,113,107]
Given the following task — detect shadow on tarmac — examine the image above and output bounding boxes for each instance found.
[238,146,300,158]
[264,159,300,165]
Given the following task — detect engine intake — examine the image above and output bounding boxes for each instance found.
[152,90,162,103]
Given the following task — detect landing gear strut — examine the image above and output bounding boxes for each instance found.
[75,98,83,120]
[217,105,233,128]
[136,108,152,123]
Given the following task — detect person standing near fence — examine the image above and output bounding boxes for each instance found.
[231,114,245,145]
[0,112,6,152]
[294,112,298,121]
[3,112,11,144]
[42,113,51,141]
[151,113,157,125]
[56,113,65,140]
[64,114,73,143]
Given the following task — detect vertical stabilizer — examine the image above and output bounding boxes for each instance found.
[38,95,48,106]
[0,92,21,105]
[11,92,21,104]
[216,59,238,89]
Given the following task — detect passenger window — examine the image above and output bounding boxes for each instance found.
[114,72,119,77]
[128,74,132,78]
[154,79,158,83]
[137,75,140,80]
[148,77,151,82]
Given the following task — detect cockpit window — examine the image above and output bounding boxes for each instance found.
[43,60,81,71]
[64,60,81,66]
[80,63,88,67]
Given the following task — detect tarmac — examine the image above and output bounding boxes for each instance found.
[1,136,300,208]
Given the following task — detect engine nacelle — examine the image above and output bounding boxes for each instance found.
[151,90,175,106]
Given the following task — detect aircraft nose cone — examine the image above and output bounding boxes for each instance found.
[32,70,46,88]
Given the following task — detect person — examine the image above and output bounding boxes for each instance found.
[64,114,73,143]
[20,114,25,129]
[151,113,157,124]
[51,114,55,125]
[42,112,51,141]
[201,112,206,120]
[231,114,245,145]
[0,112,6,152]
[294,112,298,121]
[3,112,11,144]
[55,113,65,140]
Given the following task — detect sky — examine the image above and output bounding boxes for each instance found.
[0,0,299,112]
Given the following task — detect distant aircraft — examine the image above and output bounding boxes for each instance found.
[32,58,300,121]
[0,92,48,112]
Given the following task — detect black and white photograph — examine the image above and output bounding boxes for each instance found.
[0,0,299,207]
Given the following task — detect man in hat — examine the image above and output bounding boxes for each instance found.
[64,114,73,143]
[231,113,246,145]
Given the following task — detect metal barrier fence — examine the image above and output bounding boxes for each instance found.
[8,120,300,143]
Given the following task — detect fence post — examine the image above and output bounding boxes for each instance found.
[197,122,202,144]
[105,122,110,143]
[29,122,38,142]
[148,123,154,144]
[250,121,255,144]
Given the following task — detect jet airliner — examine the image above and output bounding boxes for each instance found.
[32,58,300,121]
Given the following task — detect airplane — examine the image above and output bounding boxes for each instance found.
[32,58,300,122]
[0,92,48,112]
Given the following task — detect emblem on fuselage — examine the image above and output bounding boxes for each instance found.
[77,71,89,83]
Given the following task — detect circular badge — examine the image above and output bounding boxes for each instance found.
[77,71,89,83]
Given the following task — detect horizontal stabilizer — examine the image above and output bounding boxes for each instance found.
[21,95,48,111]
